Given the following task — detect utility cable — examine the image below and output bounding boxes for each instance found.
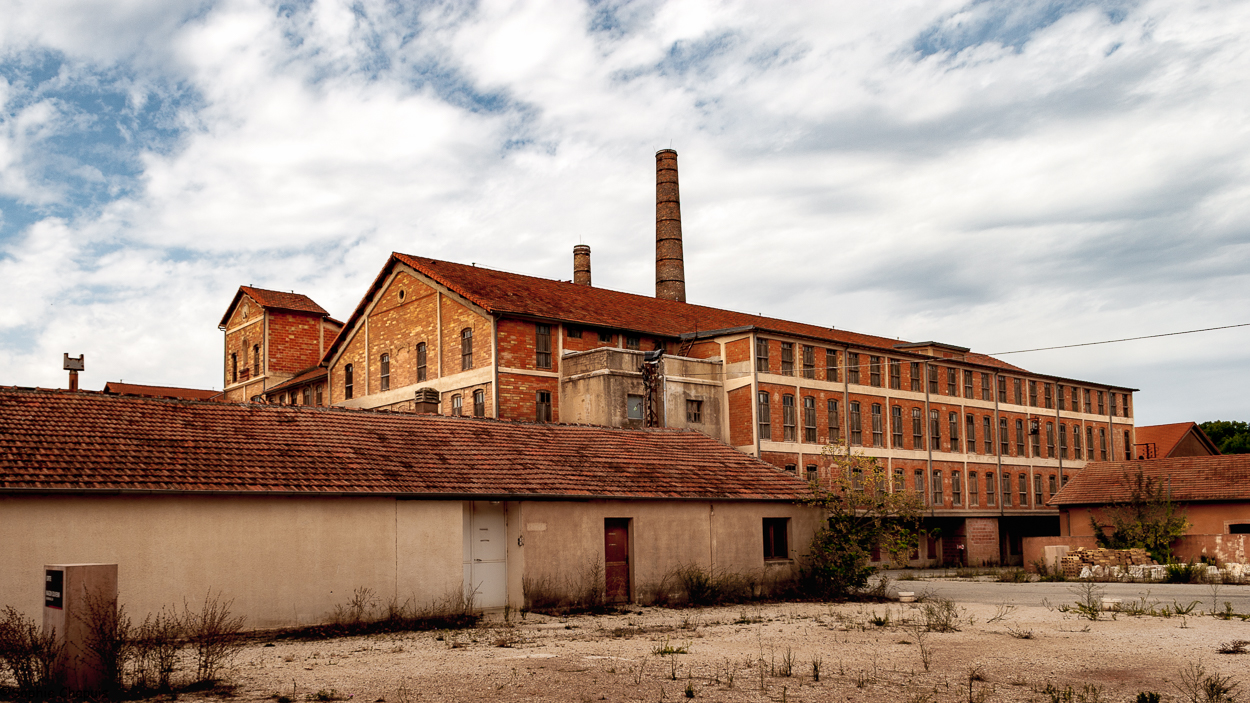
[988,323,1250,356]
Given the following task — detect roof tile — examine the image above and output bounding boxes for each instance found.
[1050,455,1250,505]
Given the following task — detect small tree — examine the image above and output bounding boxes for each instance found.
[800,442,924,599]
[1090,468,1190,563]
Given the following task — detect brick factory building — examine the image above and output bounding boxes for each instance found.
[220,150,1138,567]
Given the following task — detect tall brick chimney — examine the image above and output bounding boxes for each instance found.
[655,149,686,302]
[573,244,592,285]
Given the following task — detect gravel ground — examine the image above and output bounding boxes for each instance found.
[177,588,1250,703]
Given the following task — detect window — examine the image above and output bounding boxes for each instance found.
[930,409,941,450]
[780,342,794,375]
[567,327,582,339]
[687,399,702,424]
[316,385,323,406]
[758,392,771,440]
[1044,383,1053,409]
[344,363,354,399]
[891,406,904,447]
[964,370,974,398]
[230,353,238,383]
[952,471,962,506]
[1016,419,1025,456]
[928,366,939,394]
[827,400,840,442]
[628,394,644,420]
[303,387,311,406]
[931,471,943,506]
[889,359,901,389]
[914,469,925,499]
[910,362,922,391]
[947,367,957,396]
[1110,393,1118,417]
[807,465,818,482]
[969,471,979,506]
[416,342,427,382]
[451,394,463,416]
[1034,475,1043,506]
[999,417,1009,455]
[253,344,260,374]
[801,345,815,379]
[1060,424,1068,459]
[1013,378,1023,405]
[536,324,552,369]
[1072,387,1081,412]
[1031,420,1041,457]
[756,338,770,373]
[380,353,390,391]
[981,373,992,401]
[871,404,883,447]
[1072,424,1082,458]
[1019,474,1028,507]
[782,394,797,442]
[1028,380,1038,407]
[786,464,797,475]
[461,328,473,370]
[826,349,839,381]
[1122,393,1131,417]
[1001,473,1011,506]
[894,468,905,492]
[625,335,640,351]
[1046,422,1055,458]
[966,414,976,454]
[1124,430,1131,460]
[473,389,485,417]
[1049,474,1057,496]
[983,417,993,454]
[847,352,860,384]
[803,396,816,442]
[1097,391,1105,415]
[997,375,1007,403]
[1087,426,1095,460]
[949,411,960,453]
[1083,389,1091,412]
[851,468,863,491]
[869,356,882,387]
[1057,385,1066,410]
[849,401,862,445]
[536,391,552,423]
[986,472,995,506]
[1099,428,1107,459]
[912,407,923,449]
[763,518,789,560]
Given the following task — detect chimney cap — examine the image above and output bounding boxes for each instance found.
[655,148,677,156]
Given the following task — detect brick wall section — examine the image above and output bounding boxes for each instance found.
[440,382,494,417]
[498,372,559,423]
[728,386,753,447]
[331,323,367,402]
[267,312,325,375]
[724,338,750,364]
[686,341,721,359]
[223,318,264,387]
[440,295,491,377]
[366,273,439,393]
[759,451,799,472]
[562,328,619,353]
[498,318,560,373]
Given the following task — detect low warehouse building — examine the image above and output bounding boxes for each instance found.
[0,388,818,628]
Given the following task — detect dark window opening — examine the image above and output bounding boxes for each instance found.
[758,392,771,440]
[380,353,390,392]
[801,345,815,379]
[756,339,770,373]
[536,391,552,423]
[686,399,702,423]
[536,324,552,369]
[763,518,789,560]
[847,352,860,384]
[910,362,921,391]
[850,401,862,445]
[891,405,904,448]
[783,394,797,442]
[461,328,473,370]
[889,358,901,389]
[625,335,640,351]
[871,403,883,447]
[869,356,882,387]
[827,399,840,442]
[780,342,794,376]
[803,396,817,442]
[451,394,462,416]
[826,349,839,382]
[344,364,354,400]
[473,389,485,417]
[416,342,427,382]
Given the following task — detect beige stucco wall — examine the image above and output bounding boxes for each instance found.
[516,500,821,603]
[1,495,462,629]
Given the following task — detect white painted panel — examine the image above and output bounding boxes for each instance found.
[471,501,507,562]
[469,561,506,609]
[461,501,507,609]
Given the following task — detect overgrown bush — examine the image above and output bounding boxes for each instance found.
[1166,561,1206,584]
[133,607,184,690]
[523,559,611,615]
[182,590,246,685]
[1090,468,1190,563]
[81,591,134,692]
[0,606,62,696]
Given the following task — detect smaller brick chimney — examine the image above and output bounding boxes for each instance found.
[573,244,592,286]
[414,387,440,414]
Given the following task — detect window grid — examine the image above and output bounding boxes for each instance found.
[998,375,1007,403]
[910,362,922,391]
[344,364,354,400]
[1031,420,1041,457]
[849,401,863,445]
[380,353,390,392]
[986,471,996,506]
[803,396,817,442]
[451,394,463,417]
[847,352,860,384]
[416,342,427,382]
[964,370,974,399]
[949,411,960,453]
[758,392,771,440]
[891,405,904,448]
[981,372,992,401]
[966,414,976,454]
[781,342,794,376]
[947,367,957,396]
[826,350,839,382]
[889,359,901,389]
[687,399,703,424]
[782,394,797,442]
[970,471,979,506]
[871,403,884,447]
[1046,422,1055,458]
[801,345,815,379]
[1060,424,1069,459]
[1099,428,1107,459]
[869,356,882,387]
[756,338,770,373]
[1019,474,1028,507]
[473,389,485,417]
[912,407,923,449]
[931,471,943,506]
[827,399,840,443]
[930,409,941,450]
[461,328,473,370]
[1016,419,1025,456]
[983,417,993,454]
[928,366,939,394]
[999,417,1009,455]
[952,471,962,506]
[536,391,552,423]
[1014,378,1023,405]
[1029,380,1038,407]
[535,324,552,369]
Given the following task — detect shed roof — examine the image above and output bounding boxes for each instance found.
[1133,422,1220,458]
[1049,455,1250,506]
[0,388,809,501]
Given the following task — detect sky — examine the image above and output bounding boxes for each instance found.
[0,0,1247,426]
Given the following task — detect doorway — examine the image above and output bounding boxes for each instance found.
[604,518,631,603]
[463,501,507,609]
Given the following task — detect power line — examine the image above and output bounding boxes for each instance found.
[989,323,1250,356]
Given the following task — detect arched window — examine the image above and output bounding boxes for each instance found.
[451,394,463,416]
[461,328,473,370]
[344,364,354,399]
[253,344,260,374]
[473,389,485,417]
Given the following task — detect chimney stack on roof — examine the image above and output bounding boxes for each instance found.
[573,244,592,286]
[655,149,686,303]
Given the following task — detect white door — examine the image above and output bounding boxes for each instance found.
[463,501,507,609]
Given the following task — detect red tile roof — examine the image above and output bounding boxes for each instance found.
[263,367,328,396]
[0,388,809,500]
[219,286,331,327]
[103,382,220,401]
[1049,455,1250,506]
[1134,422,1220,458]
[325,253,1038,376]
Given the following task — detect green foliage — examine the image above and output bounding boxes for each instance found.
[1090,469,1190,562]
[800,442,924,599]
[1199,421,1250,455]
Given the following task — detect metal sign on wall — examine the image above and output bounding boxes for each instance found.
[45,569,63,609]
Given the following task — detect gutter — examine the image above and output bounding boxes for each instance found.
[0,487,811,503]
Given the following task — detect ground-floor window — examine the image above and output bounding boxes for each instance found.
[763,518,789,560]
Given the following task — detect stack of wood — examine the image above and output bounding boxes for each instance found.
[1060,547,1155,577]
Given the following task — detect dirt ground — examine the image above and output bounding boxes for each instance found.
[187,590,1250,703]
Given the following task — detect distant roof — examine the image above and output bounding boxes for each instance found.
[264,367,327,396]
[0,388,809,501]
[219,286,331,328]
[1134,422,1220,458]
[103,382,220,401]
[324,254,1043,377]
[1049,455,1250,506]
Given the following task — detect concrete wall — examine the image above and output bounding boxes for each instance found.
[1061,502,1250,538]
[1023,534,1250,571]
[1,495,462,629]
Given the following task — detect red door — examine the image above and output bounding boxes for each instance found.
[605,519,630,603]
